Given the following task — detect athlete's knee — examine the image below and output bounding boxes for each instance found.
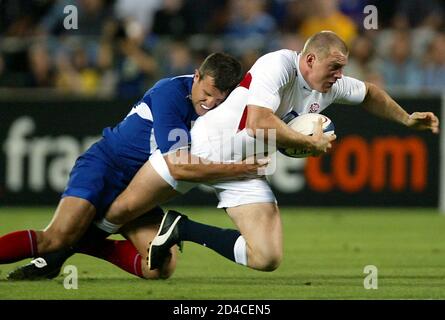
[263,253,282,271]
[256,255,282,272]
[140,263,176,280]
[140,270,161,280]
[252,247,282,272]
[142,268,175,280]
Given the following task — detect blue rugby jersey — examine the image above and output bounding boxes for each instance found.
[101,75,198,171]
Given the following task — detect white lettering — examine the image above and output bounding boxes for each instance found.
[363,265,378,289]
[173,304,207,317]
[3,117,99,193]
[29,137,52,191]
[363,5,378,30]
[3,117,34,191]
[63,265,78,289]
[63,5,78,30]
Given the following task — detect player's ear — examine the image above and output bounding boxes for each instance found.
[193,69,200,82]
[306,53,315,68]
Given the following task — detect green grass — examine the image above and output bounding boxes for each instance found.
[1,207,445,300]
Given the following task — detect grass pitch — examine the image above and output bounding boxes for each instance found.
[0,206,444,300]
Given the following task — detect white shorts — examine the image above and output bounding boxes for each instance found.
[210,177,276,209]
[149,150,277,208]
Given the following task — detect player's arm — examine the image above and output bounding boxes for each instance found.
[244,51,335,155]
[361,82,439,134]
[155,123,267,182]
[246,105,335,156]
[151,89,267,182]
[164,148,268,182]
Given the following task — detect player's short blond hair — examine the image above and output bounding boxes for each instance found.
[302,31,349,59]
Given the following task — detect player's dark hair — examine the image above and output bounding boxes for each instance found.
[198,53,243,93]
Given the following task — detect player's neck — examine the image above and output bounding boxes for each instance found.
[298,56,314,90]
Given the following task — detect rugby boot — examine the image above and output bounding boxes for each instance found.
[7,257,61,280]
[148,210,185,270]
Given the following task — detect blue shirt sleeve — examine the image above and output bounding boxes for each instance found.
[149,83,192,153]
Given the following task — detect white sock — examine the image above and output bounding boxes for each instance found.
[233,235,248,266]
[94,218,122,234]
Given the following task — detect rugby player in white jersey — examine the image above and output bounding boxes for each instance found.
[12,31,437,277]
[88,31,438,274]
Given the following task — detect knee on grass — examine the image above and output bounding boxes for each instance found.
[251,250,282,272]
[140,253,177,280]
[141,264,176,280]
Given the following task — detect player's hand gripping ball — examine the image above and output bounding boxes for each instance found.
[279,113,335,158]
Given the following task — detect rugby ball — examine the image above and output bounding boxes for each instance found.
[279,113,335,158]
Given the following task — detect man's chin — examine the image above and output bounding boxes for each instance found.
[321,84,334,93]
[194,105,205,116]
[196,108,209,116]
[317,87,330,93]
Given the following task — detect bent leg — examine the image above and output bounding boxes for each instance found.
[226,202,282,271]
[120,212,177,280]
[105,161,179,225]
[0,197,95,264]
[151,202,281,272]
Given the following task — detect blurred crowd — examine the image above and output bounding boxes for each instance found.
[0,0,444,98]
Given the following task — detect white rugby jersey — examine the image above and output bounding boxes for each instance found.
[247,49,367,119]
[190,49,368,163]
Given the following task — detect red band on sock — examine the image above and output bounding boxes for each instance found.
[133,254,143,278]
[0,230,38,264]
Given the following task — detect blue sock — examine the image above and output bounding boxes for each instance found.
[178,218,241,262]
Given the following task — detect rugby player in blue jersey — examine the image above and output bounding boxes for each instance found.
[0,53,266,279]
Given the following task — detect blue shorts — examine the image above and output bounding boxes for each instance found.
[62,139,143,217]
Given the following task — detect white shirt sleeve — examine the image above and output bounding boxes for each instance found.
[333,76,367,105]
[246,50,295,112]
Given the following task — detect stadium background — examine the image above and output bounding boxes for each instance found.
[1,0,445,300]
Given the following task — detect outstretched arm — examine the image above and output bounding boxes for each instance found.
[362,82,439,134]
